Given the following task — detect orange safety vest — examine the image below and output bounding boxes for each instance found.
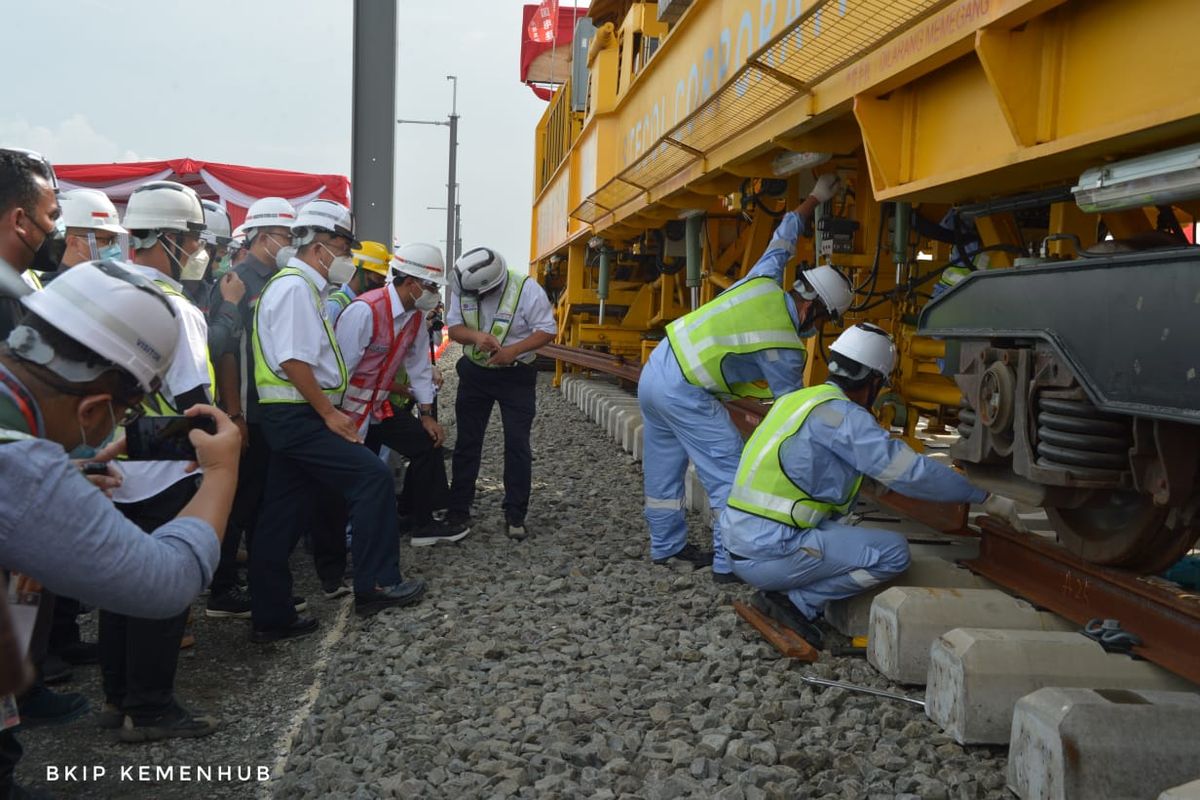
[340,288,423,429]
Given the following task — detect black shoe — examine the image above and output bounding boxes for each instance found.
[410,518,470,547]
[753,591,825,649]
[41,653,72,685]
[292,595,308,614]
[250,616,319,644]
[321,580,352,599]
[205,587,252,619]
[652,543,714,570]
[355,579,427,618]
[712,571,745,585]
[444,510,471,529]
[504,517,528,541]
[56,640,100,666]
[118,704,218,743]
[17,685,90,728]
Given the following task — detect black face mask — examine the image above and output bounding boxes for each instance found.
[19,216,65,271]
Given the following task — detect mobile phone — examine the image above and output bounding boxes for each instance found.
[81,462,111,476]
[124,415,216,461]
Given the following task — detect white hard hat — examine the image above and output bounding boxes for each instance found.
[292,199,360,248]
[391,242,447,286]
[200,200,232,246]
[122,181,206,234]
[15,260,180,393]
[794,266,854,319]
[452,247,507,295]
[241,197,296,233]
[829,323,897,379]
[58,189,125,234]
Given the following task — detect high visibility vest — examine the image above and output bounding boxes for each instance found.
[727,384,863,528]
[142,279,217,415]
[665,277,805,400]
[461,271,529,367]
[340,288,422,428]
[327,288,353,319]
[251,267,348,405]
[20,270,43,291]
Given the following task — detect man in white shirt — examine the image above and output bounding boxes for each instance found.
[336,242,467,546]
[103,181,218,743]
[251,201,427,638]
[445,247,557,540]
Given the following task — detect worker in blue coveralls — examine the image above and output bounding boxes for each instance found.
[638,172,856,584]
[720,323,1026,645]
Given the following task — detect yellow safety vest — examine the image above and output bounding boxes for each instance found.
[461,271,529,367]
[251,267,347,404]
[143,279,217,415]
[665,277,806,400]
[727,384,863,528]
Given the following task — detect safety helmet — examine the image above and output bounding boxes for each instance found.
[829,323,897,379]
[452,247,507,295]
[391,242,447,286]
[15,260,180,393]
[200,200,232,247]
[122,181,206,235]
[347,240,390,277]
[58,189,125,234]
[240,197,296,237]
[794,266,854,320]
[292,199,360,248]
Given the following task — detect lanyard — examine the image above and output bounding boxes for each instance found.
[0,370,39,436]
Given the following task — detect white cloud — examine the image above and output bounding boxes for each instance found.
[0,113,141,164]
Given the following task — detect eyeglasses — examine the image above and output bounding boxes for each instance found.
[420,280,439,293]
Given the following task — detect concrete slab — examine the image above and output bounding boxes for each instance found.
[603,399,640,436]
[621,414,642,452]
[1160,779,1200,800]
[926,629,1195,744]
[825,556,995,638]
[632,426,645,461]
[867,587,1072,685]
[1008,687,1200,800]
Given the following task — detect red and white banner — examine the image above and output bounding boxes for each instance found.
[527,0,559,42]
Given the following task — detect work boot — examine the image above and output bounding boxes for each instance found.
[652,543,714,570]
[321,579,352,599]
[355,579,427,618]
[17,685,90,728]
[410,518,470,547]
[753,591,825,650]
[118,703,218,743]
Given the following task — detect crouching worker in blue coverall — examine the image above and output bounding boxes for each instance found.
[638,173,855,584]
[720,323,1025,645]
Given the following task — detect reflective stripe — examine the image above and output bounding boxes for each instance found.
[0,428,36,443]
[645,496,685,511]
[726,485,828,527]
[766,237,796,257]
[251,268,348,404]
[876,447,919,487]
[463,271,528,367]
[848,568,880,589]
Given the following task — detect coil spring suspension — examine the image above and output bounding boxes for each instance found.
[1035,396,1131,477]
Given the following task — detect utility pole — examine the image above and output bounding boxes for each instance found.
[351,0,397,245]
[427,183,462,265]
[398,76,460,269]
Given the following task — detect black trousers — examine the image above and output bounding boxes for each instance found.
[252,404,401,629]
[448,357,538,523]
[365,402,449,524]
[99,476,199,722]
[308,488,348,590]
[210,422,270,597]
[47,595,83,654]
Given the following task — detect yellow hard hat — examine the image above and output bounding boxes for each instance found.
[352,240,390,277]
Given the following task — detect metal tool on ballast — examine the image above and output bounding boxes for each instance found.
[801,675,925,708]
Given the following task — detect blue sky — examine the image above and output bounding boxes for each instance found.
[1,0,563,266]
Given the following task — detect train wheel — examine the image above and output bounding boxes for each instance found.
[1047,491,1198,573]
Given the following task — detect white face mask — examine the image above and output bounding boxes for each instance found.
[328,255,356,285]
[179,245,211,281]
[275,245,298,269]
[415,288,440,311]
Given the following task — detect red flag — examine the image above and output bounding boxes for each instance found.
[527,0,559,43]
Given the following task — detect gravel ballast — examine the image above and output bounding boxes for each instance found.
[17,349,1012,798]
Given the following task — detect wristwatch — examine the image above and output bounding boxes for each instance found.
[418,407,434,417]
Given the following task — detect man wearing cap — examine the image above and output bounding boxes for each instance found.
[337,242,467,546]
[204,198,296,620]
[251,200,427,640]
[637,173,855,584]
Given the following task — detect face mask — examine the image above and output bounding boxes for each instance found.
[180,245,211,281]
[415,288,441,311]
[213,253,233,278]
[328,255,356,285]
[98,242,123,261]
[22,215,65,271]
[275,245,298,269]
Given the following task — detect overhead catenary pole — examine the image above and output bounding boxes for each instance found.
[446,75,459,267]
[351,0,397,245]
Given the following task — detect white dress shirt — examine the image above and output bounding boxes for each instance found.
[335,282,434,408]
[255,258,345,391]
[446,272,557,363]
[113,265,212,504]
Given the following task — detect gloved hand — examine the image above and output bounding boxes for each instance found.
[981,493,1028,533]
[809,172,841,203]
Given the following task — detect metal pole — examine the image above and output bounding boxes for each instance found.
[446,75,459,269]
[598,247,611,324]
[454,199,462,263]
[685,213,704,310]
[351,0,397,245]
